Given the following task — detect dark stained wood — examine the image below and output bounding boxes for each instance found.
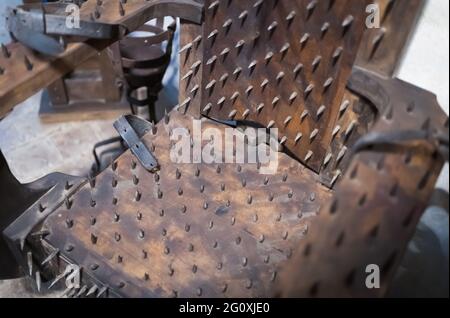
[356,0,424,77]
[196,0,369,172]
[42,110,332,297]
[277,69,448,297]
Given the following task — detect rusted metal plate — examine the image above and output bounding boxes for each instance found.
[356,0,424,77]
[40,110,332,297]
[196,0,369,172]
[276,69,449,298]
[0,0,203,118]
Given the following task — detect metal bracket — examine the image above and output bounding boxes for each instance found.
[113,115,159,172]
[7,4,121,56]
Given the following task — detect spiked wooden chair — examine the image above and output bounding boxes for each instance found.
[1,0,448,298]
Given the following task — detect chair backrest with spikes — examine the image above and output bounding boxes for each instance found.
[179,0,369,172]
[355,0,423,77]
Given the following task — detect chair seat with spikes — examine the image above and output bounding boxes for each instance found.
[1,0,448,298]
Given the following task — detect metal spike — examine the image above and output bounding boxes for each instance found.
[336,147,347,163]
[63,196,72,210]
[256,103,264,113]
[49,271,67,290]
[254,0,264,11]
[1,43,10,58]
[35,271,41,292]
[214,97,224,108]
[295,133,303,144]
[118,2,125,16]
[370,29,386,59]
[332,125,341,137]
[342,15,355,31]
[228,110,237,119]
[312,55,322,71]
[248,60,257,71]
[219,73,229,84]
[76,285,88,297]
[286,11,296,23]
[203,103,212,113]
[305,151,313,162]
[306,0,318,18]
[345,120,357,137]
[321,22,330,36]
[164,109,170,124]
[178,97,191,111]
[41,248,59,266]
[88,175,96,188]
[332,47,343,63]
[300,33,310,46]
[64,180,73,190]
[268,21,278,33]
[190,85,199,94]
[331,170,342,186]
[30,230,50,238]
[316,105,326,119]
[242,109,250,119]
[179,42,193,55]
[272,96,280,107]
[294,63,303,77]
[94,6,101,19]
[181,70,193,81]
[61,286,75,298]
[208,0,220,11]
[223,19,233,31]
[220,47,230,59]
[323,153,333,166]
[27,252,33,276]
[230,91,240,102]
[280,43,290,54]
[261,78,269,89]
[91,233,98,244]
[191,60,202,72]
[151,121,157,135]
[276,72,285,83]
[233,66,242,78]
[86,285,98,297]
[205,79,216,92]
[300,110,309,121]
[208,29,219,40]
[24,55,33,71]
[304,84,314,97]
[192,35,202,45]
[267,120,275,129]
[289,92,298,103]
[339,100,350,114]
[239,10,248,21]
[265,51,274,63]
[206,55,217,66]
[310,129,319,141]
[97,286,108,298]
[323,77,333,90]
[284,116,292,126]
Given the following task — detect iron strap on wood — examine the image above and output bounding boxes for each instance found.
[113,115,159,171]
[0,0,204,119]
